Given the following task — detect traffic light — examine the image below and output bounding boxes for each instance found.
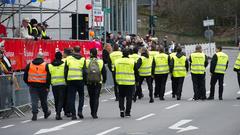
[149,15,157,27]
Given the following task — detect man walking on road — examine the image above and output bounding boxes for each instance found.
[115,49,136,117]
[153,45,170,100]
[24,52,51,121]
[65,46,86,120]
[170,46,188,100]
[208,46,229,100]
[189,45,208,100]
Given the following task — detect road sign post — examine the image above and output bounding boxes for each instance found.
[203,17,215,55]
[103,8,111,45]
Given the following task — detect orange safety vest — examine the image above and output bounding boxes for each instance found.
[28,62,47,83]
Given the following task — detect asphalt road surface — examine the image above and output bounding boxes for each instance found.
[0,49,240,135]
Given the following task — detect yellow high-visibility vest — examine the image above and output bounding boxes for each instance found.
[172,55,187,77]
[49,63,66,86]
[214,52,228,74]
[109,51,122,71]
[149,51,158,58]
[234,53,240,70]
[154,53,169,74]
[66,56,85,81]
[170,52,176,59]
[115,58,135,85]
[139,56,153,76]
[129,54,140,63]
[190,52,206,74]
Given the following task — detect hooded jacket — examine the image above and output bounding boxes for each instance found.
[170,52,189,74]
[23,58,50,89]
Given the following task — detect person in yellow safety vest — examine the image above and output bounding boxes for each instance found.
[153,45,170,100]
[86,48,106,119]
[28,19,39,40]
[189,45,208,100]
[64,46,86,120]
[234,43,240,100]
[23,52,51,121]
[62,47,73,117]
[41,22,51,39]
[115,48,137,117]
[169,45,178,98]
[129,47,140,102]
[136,47,154,103]
[108,44,123,101]
[48,52,66,120]
[170,46,189,100]
[149,45,159,59]
[208,45,229,100]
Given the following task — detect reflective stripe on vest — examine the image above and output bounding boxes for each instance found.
[154,53,169,74]
[49,63,66,86]
[214,52,228,74]
[32,27,38,35]
[110,51,123,71]
[139,56,153,76]
[129,54,140,63]
[28,62,47,83]
[190,53,206,74]
[115,58,135,85]
[42,30,47,37]
[172,55,187,77]
[28,24,32,34]
[66,56,85,80]
[234,53,240,69]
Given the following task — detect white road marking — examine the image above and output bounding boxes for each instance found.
[237,91,240,94]
[165,104,180,110]
[136,113,155,121]
[101,99,108,102]
[21,120,31,123]
[96,127,121,135]
[169,119,198,133]
[164,91,172,96]
[34,121,81,135]
[1,125,15,129]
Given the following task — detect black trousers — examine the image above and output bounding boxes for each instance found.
[237,72,240,88]
[112,72,119,99]
[67,81,84,116]
[191,73,206,100]
[118,85,134,114]
[137,76,153,98]
[174,77,185,98]
[63,85,70,114]
[52,85,65,114]
[209,73,224,98]
[171,76,177,96]
[87,83,101,116]
[154,74,168,98]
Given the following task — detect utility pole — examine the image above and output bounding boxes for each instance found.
[150,0,154,36]
[235,14,238,45]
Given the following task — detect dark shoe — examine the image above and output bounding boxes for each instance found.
[65,113,71,117]
[154,95,159,98]
[72,115,77,120]
[120,111,125,118]
[44,110,51,119]
[172,94,175,98]
[149,98,154,103]
[237,97,240,100]
[207,97,214,100]
[201,97,207,100]
[219,97,223,100]
[56,114,62,120]
[177,96,181,100]
[32,114,37,121]
[138,94,144,99]
[133,96,136,102]
[115,97,119,101]
[159,97,165,100]
[125,113,131,117]
[78,113,84,119]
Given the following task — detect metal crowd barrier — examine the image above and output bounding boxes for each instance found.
[101,64,114,95]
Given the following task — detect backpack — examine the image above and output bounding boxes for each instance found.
[87,58,101,83]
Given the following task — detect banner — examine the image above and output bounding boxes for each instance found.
[0,38,102,70]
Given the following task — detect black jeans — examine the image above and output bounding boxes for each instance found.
[174,77,185,98]
[112,72,119,99]
[171,76,177,96]
[63,85,70,114]
[29,87,49,114]
[237,72,240,88]
[87,83,101,116]
[52,85,66,114]
[137,76,153,98]
[191,73,206,99]
[118,85,134,114]
[67,81,84,116]
[154,74,168,98]
[210,73,224,98]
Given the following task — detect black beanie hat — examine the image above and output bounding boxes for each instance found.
[55,52,62,60]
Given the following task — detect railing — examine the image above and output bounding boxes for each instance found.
[184,43,216,58]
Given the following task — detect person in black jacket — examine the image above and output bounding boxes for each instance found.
[23,52,51,121]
